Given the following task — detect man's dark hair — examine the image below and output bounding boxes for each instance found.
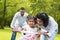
[17,7,25,11]
[20,7,25,10]
[36,12,49,27]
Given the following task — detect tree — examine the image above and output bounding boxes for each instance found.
[0,0,6,29]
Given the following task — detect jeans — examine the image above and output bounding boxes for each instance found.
[11,32,17,40]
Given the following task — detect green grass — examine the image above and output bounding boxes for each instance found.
[0,28,60,40]
[0,28,22,40]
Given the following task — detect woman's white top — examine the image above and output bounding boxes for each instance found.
[38,16,58,37]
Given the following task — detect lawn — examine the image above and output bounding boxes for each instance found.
[0,27,60,40]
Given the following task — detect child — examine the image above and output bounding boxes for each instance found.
[18,16,40,40]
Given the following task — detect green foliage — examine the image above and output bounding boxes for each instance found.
[0,0,60,33]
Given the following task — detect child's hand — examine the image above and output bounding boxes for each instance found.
[37,30,45,35]
[40,31,44,35]
[37,30,41,35]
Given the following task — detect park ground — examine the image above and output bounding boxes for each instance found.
[0,27,60,40]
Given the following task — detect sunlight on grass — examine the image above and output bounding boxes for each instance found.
[0,28,22,40]
[0,28,60,40]
[55,34,60,40]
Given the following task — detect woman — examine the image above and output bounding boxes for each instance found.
[36,12,58,40]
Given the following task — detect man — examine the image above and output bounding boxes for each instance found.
[10,7,28,40]
[36,12,58,40]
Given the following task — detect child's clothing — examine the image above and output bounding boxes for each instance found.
[18,25,37,40]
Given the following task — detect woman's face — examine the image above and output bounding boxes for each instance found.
[37,18,43,26]
[28,19,35,28]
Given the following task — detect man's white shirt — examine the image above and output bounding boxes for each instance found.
[10,12,28,28]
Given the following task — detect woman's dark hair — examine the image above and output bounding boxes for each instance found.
[33,16,37,24]
[36,12,49,27]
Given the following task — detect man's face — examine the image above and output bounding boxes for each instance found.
[28,19,35,28]
[20,10,25,16]
[37,18,43,26]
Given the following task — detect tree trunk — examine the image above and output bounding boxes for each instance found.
[1,0,6,29]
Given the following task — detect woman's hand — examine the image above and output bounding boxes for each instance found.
[40,31,49,37]
[37,30,49,37]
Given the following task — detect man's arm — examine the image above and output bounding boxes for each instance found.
[10,13,18,28]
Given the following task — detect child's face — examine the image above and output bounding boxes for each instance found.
[28,19,35,28]
[37,18,43,26]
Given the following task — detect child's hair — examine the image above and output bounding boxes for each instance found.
[36,12,49,27]
[27,16,37,24]
[27,16,34,21]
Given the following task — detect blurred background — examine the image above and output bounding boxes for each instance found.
[0,0,60,40]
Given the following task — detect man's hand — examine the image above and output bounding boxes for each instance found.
[12,27,18,32]
[22,28,26,31]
